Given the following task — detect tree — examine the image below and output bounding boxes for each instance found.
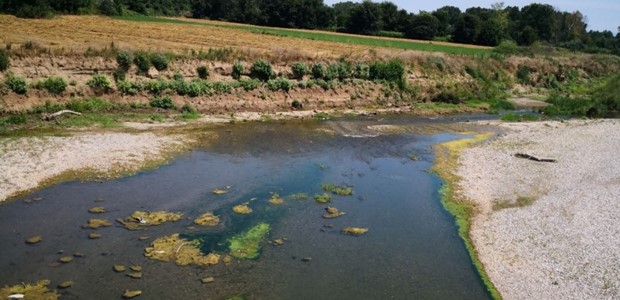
[405,13,439,40]
[452,13,481,44]
[519,25,538,46]
[432,6,461,36]
[520,3,557,42]
[477,17,504,46]
[346,0,382,34]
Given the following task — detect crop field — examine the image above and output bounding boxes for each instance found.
[118,15,491,56]
[0,14,488,61]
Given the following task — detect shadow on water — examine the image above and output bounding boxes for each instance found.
[0,114,493,299]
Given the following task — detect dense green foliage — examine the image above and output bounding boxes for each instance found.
[291,62,308,80]
[6,73,28,95]
[0,49,9,72]
[196,66,209,79]
[250,60,273,82]
[116,51,132,72]
[2,1,618,53]
[232,62,244,80]
[87,74,112,94]
[133,51,151,74]
[38,76,67,95]
[150,96,175,109]
[543,75,620,117]
[150,52,169,71]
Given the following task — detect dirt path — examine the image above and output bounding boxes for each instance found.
[458,119,620,299]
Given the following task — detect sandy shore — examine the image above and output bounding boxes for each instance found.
[0,132,187,202]
[458,119,620,299]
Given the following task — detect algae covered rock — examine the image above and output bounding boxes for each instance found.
[82,219,111,229]
[201,277,215,284]
[88,207,107,214]
[342,227,368,236]
[194,212,220,226]
[126,272,142,279]
[321,183,353,196]
[144,234,220,267]
[313,193,331,204]
[228,223,270,259]
[232,203,252,214]
[130,265,142,272]
[267,193,284,205]
[26,236,42,244]
[88,233,102,239]
[0,280,58,300]
[117,211,183,230]
[323,207,346,219]
[122,290,142,299]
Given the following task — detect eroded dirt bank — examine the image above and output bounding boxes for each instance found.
[458,119,620,299]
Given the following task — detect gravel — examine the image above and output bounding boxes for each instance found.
[458,119,620,299]
[0,132,185,202]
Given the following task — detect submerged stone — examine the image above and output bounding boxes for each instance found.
[270,238,285,246]
[267,193,284,205]
[126,272,142,279]
[26,236,42,244]
[0,280,58,300]
[288,193,308,200]
[113,265,126,273]
[232,203,252,214]
[58,256,73,263]
[228,223,270,260]
[88,233,102,239]
[73,252,85,257]
[201,277,215,284]
[342,227,368,236]
[122,290,142,298]
[83,219,111,229]
[117,211,183,230]
[194,212,220,226]
[144,234,220,267]
[130,265,142,272]
[212,186,230,195]
[88,207,107,214]
[57,281,73,289]
[323,207,346,219]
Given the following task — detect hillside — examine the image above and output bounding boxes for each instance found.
[1,14,619,125]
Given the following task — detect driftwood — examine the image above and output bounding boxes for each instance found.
[42,110,82,121]
[514,153,557,163]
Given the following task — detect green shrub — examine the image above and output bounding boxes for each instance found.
[117,80,141,96]
[291,99,303,109]
[116,51,132,71]
[112,68,126,82]
[369,60,405,84]
[353,63,370,79]
[311,63,325,79]
[516,66,531,84]
[250,60,273,81]
[150,52,169,71]
[172,71,184,81]
[145,80,168,94]
[237,78,260,91]
[494,40,519,55]
[133,51,151,73]
[267,78,293,92]
[464,65,487,81]
[66,98,117,113]
[6,73,27,95]
[174,80,208,97]
[213,81,233,94]
[0,49,9,72]
[542,95,598,117]
[324,64,339,81]
[196,66,209,79]
[232,62,244,80]
[87,74,112,94]
[315,79,333,91]
[40,76,67,95]
[150,96,175,109]
[291,62,308,80]
[181,103,197,114]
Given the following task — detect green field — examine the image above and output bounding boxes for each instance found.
[115,15,490,56]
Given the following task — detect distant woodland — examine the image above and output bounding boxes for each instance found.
[1,0,619,54]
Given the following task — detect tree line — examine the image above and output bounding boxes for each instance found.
[1,0,619,55]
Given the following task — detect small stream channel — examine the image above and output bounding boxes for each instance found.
[0,114,493,299]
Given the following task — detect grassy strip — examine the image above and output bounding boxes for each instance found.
[432,133,501,300]
[114,16,489,56]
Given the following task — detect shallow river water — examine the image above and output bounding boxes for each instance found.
[0,115,492,299]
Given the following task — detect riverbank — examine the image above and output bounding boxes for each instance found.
[457,119,620,299]
[0,131,190,202]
